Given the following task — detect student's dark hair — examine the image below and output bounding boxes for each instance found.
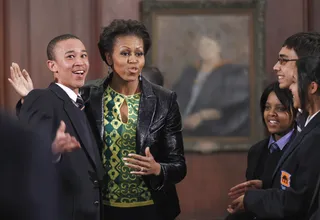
[296,56,320,111]
[98,19,151,65]
[283,32,320,58]
[260,81,297,127]
[46,34,80,60]
[142,66,164,86]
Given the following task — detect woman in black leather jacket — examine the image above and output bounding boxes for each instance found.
[81,19,187,220]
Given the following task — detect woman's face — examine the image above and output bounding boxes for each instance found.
[263,91,294,136]
[106,35,145,82]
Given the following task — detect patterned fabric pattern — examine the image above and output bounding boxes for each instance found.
[102,86,154,207]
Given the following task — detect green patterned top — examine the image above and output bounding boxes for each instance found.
[102,85,154,207]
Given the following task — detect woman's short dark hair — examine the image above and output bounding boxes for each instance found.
[296,56,320,111]
[97,19,151,65]
[260,81,297,127]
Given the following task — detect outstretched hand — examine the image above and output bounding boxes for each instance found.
[8,62,34,98]
[228,180,262,199]
[52,121,81,154]
[227,195,245,214]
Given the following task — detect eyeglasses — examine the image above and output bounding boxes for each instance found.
[277,57,299,65]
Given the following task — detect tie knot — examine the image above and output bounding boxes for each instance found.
[270,142,280,153]
[296,111,306,131]
[76,95,85,110]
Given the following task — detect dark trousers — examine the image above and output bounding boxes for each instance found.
[103,204,172,220]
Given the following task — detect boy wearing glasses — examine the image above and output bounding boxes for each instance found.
[274,32,320,89]
[226,32,320,220]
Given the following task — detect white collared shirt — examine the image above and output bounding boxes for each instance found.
[52,83,79,163]
[304,110,320,127]
[55,83,78,102]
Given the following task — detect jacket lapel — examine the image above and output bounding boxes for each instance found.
[83,75,157,155]
[49,84,97,169]
[136,78,156,154]
[272,114,320,181]
[87,84,105,140]
[250,139,269,179]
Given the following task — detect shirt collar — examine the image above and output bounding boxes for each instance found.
[304,110,320,127]
[55,83,78,102]
[268,129,295,151]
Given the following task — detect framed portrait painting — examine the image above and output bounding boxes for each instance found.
[142,0,266,153]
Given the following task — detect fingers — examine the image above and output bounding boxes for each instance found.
[228,190,245,200]
[128,153,150,162]
[52,135,80,154]
[9,66,16,81]
[250,180,263,189]
[8,78,16,88]
[130,171,148,176]
[231,201,242,213]
[230,181,248,192]
[125,163,148,175]
[52,121,80,154]
[64,138,81,152]
[227,205,235,214]
[57,121,66,134]
[145,147,152,157]
[22,69,30,79]
[228,181,250,199]
[123,157,151,169]
[12,62,22,79]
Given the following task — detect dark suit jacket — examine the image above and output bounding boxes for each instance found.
[226,132,296,220]
[82,74,187,220]
[18,83,104,220]
[246,138,270,181]
[0,112,57,220]
[244,113,320,220]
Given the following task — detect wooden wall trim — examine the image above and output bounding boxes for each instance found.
[303,0,312,31]
[0,0,5,108]
[89,0,104,79]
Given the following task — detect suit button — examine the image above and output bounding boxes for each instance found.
[94,201,99,206]
[93,180,98,185]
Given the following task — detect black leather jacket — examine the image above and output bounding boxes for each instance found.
[81,74,187,219]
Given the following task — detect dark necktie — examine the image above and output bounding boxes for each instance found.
[76,95,85,111]
[296,111,307,132]
[269,142,280,153]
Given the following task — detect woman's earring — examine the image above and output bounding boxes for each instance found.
[108,66,112,74]
[139,72,142,81]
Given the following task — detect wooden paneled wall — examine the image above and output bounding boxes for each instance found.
[0,0,5,107]
[2,0,106,110]
[0,0,317,219]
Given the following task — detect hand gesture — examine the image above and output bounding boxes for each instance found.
[8,62,34,97]
[227,195,245,214]
[52,121,81,154]
[124,147,161,176]
[228,180,262,199]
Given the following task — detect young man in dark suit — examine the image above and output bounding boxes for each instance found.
[18,34,104,220]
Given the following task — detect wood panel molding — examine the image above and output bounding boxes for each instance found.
[0,0,5,108]
[303,0,312,31]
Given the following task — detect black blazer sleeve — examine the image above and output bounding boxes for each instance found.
[244,132,320,219]
[151,92,187,189]
[246,139,268,181]
[18,90,57,142]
